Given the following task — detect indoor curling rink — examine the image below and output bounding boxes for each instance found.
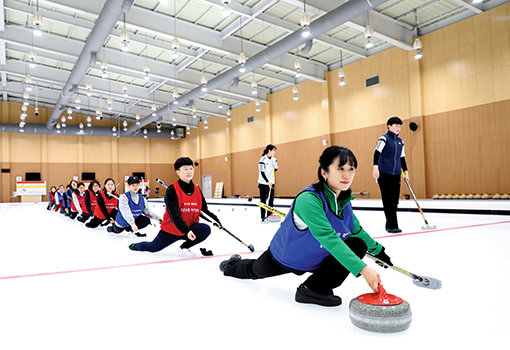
[0,198,509,349]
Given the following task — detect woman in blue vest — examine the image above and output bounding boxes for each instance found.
[64,181,77,217]
[220,146,393,307]
[372,116,408,233]
[107,176,161,237]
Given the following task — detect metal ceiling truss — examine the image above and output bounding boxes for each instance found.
[26,0,327,82]
[3,2,265,103]
[126,0,389,135]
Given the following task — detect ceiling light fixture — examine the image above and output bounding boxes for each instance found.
[222,0,232,17]
[120,13,130,52]
[300,1,311,38]
[338,50,346,86]
[364,25,374,49]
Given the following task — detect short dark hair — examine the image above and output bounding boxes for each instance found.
[174,157,194,170]
[313,146,357,192]
[387,116,403,126]
[77,182,85,188]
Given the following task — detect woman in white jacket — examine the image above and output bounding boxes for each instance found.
[258,144,278,223]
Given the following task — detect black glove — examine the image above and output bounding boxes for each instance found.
[77,215,86,223]
[200,248,214,256]
[374,247,393,268]
[100,219,110,226]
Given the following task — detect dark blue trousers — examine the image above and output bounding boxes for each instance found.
[133,223,211,253]
[111,215,151,233]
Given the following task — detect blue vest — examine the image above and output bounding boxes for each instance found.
[269,186,354,271]
[378,131,404,175]
[56,192,64,204]
[66,189,74,208]
[115,192,145,227]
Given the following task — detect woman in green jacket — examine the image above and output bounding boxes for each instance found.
[220,146,393,307]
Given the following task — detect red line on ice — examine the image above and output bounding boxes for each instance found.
[374,220,510,240]
[1,220,508,281]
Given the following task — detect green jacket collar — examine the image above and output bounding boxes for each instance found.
[323,184,355,215]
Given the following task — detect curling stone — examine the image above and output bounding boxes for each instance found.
[349,284,411,333]
[267,213,282,223]
[432,194,439,200]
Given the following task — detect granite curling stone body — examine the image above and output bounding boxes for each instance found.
[349,284,412,333]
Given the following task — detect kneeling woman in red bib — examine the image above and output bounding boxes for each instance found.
[85,178,119,228]
[129,157,222,257]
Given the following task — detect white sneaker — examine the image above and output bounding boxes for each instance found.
[261,218,268,224]
[178,248,196,258]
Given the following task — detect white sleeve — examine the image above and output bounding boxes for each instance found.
[401,143,406,158]
[72,193,82,213]
[274,157,278,170]
[374,136,386,152]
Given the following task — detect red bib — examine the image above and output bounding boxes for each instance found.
[83,189,98,215]
[94,190,119,219]
[49,191,56,203]
[71,191,85,212]
[160,181,202,236]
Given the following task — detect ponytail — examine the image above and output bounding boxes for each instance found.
[262,144,277,156]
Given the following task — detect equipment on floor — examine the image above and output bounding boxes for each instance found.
[367,253,442,290]
[401,170,436,230]
[349,284,412,333]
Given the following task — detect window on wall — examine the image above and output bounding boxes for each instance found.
[132,172,146,180]
[25,172,41,181]
[81,172,96,180]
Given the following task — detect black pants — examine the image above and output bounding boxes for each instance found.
[133,223,211,252]
[258,184,275,220]
[378,172,401,230]
[77,213,91,223]
[111,215,151,234]
[224,236,367,295]
[86,216,108,228]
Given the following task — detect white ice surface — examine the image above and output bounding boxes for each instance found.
[0,201,509,349]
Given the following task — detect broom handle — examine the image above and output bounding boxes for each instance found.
[401,169,430,225]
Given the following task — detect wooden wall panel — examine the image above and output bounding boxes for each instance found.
[200,155,232,198]
[424,100,510,196]
[199,117,229,159]
[47,135,80,162]
[273,136,326,197]
[230,101,269,153]
[82,137,113,163]
[178,128,200,161]
[117,138,147,164]
[9,134,43,162]
[230,148,261,197]
[150,138,179,164]
[421,2,510,115]
[269,80,329,144]
[326,47,416,133]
